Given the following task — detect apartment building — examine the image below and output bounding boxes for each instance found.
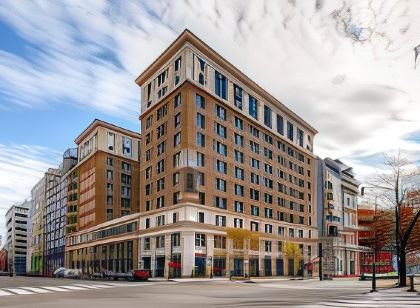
[65,120,141,270]
[29,169,60,275]
[5,200,31,275]
[317,158,362,277]
[135,30,318,278]
[44,148,77,277]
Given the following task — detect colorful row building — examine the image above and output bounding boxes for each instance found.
[4,30,368,278]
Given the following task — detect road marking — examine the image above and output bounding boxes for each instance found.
[41,286,71,292]
[72,284,102,289]
[0,290,13,296]
[20,287,52,294]
[5,288,34,295]
[59,285,88,290]
[88,284,114,288]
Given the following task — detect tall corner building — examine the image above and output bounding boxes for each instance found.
[135,29,318,278]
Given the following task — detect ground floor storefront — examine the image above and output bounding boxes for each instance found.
[66,239,137,275]
[138,227,315,278]
[44,247,65,277]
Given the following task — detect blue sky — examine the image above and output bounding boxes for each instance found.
[1,0,420,238]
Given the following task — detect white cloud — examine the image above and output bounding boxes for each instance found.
[0,144,62,244]
[0,0,419,181]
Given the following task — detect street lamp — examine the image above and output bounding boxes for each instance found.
[361,186,378,292]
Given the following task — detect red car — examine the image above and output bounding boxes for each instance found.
[133,269,150,280]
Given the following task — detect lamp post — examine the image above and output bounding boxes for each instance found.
[371,249,377,292]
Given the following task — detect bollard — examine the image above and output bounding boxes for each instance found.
[407,274,416,292]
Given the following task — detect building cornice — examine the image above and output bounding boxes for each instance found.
[74,119,141,145]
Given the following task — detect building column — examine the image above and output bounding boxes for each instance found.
[207,234,214,277]
[182,231,194,277]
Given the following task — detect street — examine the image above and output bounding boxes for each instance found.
[0,277,419,307]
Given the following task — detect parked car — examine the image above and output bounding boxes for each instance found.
[132,269,150,281]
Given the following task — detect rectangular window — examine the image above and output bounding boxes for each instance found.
[251,205,259,216]
[248,95,258,119]
[156,196,165,208]
[172,232,180,247]
[157,141,166,156]
[215,159,227,174]
[156,104,168,120]
[195,233,206,247]
[276,114,284,135]
[173,172,180,186]
[234,116,243,130]
[213,140,227,156]
[198,212,205,223]
[264,240,272,252]
[144,238,151,250]
[197,172,205,185]
[234,150,244,163]
[214,196,227,209]
[234,201,244,213]
[214,71,227,100]
[214,235,226,249]
[156,235,165,248]
[214,123,227,138]
[234,84,243,109]
[265,224,273,234]
[234,184,244,196]
[174,132,181,147]
[264,105,272,128]
[107,132,115,151]
[297,128,304,147]
[251,221,259,232]
[173,191,180,205]
[215,104,227,120]
[174,57,181,71]
[234,167,244,180]
[197,152,205,167]
[197,132,206,147]
[174,113,181,128]
[278,226,285,236]
[174,93,181,108]
[287,121,294,141]
[215,215,226,227]
[215,178,227,192]
[156,159,165,174]
[196,94,205,109]
[197,113,205,129]
[234,133,243,147]
[234,218,243,228]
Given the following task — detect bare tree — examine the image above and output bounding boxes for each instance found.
[368,152,420,287]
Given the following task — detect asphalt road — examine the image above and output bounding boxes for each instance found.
[0,276,418,307]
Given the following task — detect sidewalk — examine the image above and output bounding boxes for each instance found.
[149,277,230,283]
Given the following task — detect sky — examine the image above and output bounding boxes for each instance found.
[0,0,420,239]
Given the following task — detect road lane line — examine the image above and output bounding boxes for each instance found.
[5,288,34,295]
[0,290,13,296]
[20,287,52,294]
[41,286,71,292]
[59,285,87,290]
[72,284,102,289]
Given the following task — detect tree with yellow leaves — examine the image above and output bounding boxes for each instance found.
[284,242,301,276]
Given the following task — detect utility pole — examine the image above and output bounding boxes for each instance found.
[318,242,323,281]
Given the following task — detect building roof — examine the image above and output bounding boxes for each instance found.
[135,29,318,135]
[74,119,141,145]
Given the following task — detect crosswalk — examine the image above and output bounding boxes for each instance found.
[308,289,420,307]
[0,282,155,297]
